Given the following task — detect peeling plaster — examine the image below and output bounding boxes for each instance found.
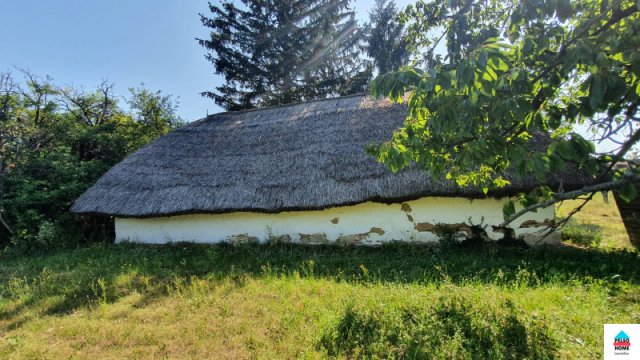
[519,219,555,228]
[401,203,415,223]
[227,233,258,244]
[299,233,328,244]
[336,227,386,245]
[369,227,385,235]
[115,196,559,246]
[336,233,368,245]
[414,222,475,238]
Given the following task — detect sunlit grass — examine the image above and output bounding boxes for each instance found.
[556,192,630,248]
[1,242,638,359]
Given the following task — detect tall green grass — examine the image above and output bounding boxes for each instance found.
[1,242,638,358]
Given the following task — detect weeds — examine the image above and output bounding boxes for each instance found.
[89,278,108,317]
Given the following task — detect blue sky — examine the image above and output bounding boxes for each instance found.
[0,0,411,121]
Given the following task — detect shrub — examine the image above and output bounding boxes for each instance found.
[0,72,181,251]
[320,295,557,359]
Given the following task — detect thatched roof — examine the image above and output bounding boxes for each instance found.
[72,94,587,218]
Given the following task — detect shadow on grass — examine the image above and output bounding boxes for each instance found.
[320,297,557,359]
[0,242,638,331]
[560,218,605,247]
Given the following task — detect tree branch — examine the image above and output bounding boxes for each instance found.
[501,173,640,226]
[0,211,13,235]
[599,124,640,181]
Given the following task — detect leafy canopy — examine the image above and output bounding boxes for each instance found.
[0,71,182,250]
[370,0,640,221]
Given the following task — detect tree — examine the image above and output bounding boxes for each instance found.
[198,0,371,111]
[364,0,410,75]
[0,72,20,239]
[0,71,183,250]
[370,0,640,232]
[128,85,184,142]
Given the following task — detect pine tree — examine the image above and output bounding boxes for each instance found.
[365,0,409,75]
[198,0,371,111]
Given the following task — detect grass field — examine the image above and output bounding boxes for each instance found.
[556,192,631,248]
[0,197,637,359]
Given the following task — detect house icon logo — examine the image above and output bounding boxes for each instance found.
[614,331,631,351]
[605,324,638,359]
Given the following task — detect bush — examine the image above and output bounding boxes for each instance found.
[561,220,603,247]
[0,72,184,251]
[320,295,557,359]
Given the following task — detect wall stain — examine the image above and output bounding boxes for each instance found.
[227,233,258,244]
[414,222,474,238]
[519,219,555,228]
[401,203,414,223]
[369,227,385,235]
[330,217,340,224]
[336,227,386,245]
[299,233,328,244]
[336,234,369,245]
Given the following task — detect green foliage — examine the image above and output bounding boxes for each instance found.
[0,72,181,250]
[503,200,517,218]
[370,0,640,219]
[198,0,372,110]
[364,0,410,75]
[561,220,604,247]
[128,86,184,142]
[617,182,638,203]
[321,298,556,359]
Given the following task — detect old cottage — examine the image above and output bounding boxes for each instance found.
[72,95,586,246]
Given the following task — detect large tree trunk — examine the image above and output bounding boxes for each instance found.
[613,184,640,248]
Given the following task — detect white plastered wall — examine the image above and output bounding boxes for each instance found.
[115,197,558,246]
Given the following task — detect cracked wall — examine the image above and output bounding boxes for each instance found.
[115,196,558,246]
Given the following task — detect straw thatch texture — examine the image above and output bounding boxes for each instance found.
[72,95,587,218]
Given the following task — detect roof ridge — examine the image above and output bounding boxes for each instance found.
[203,92,370,119]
